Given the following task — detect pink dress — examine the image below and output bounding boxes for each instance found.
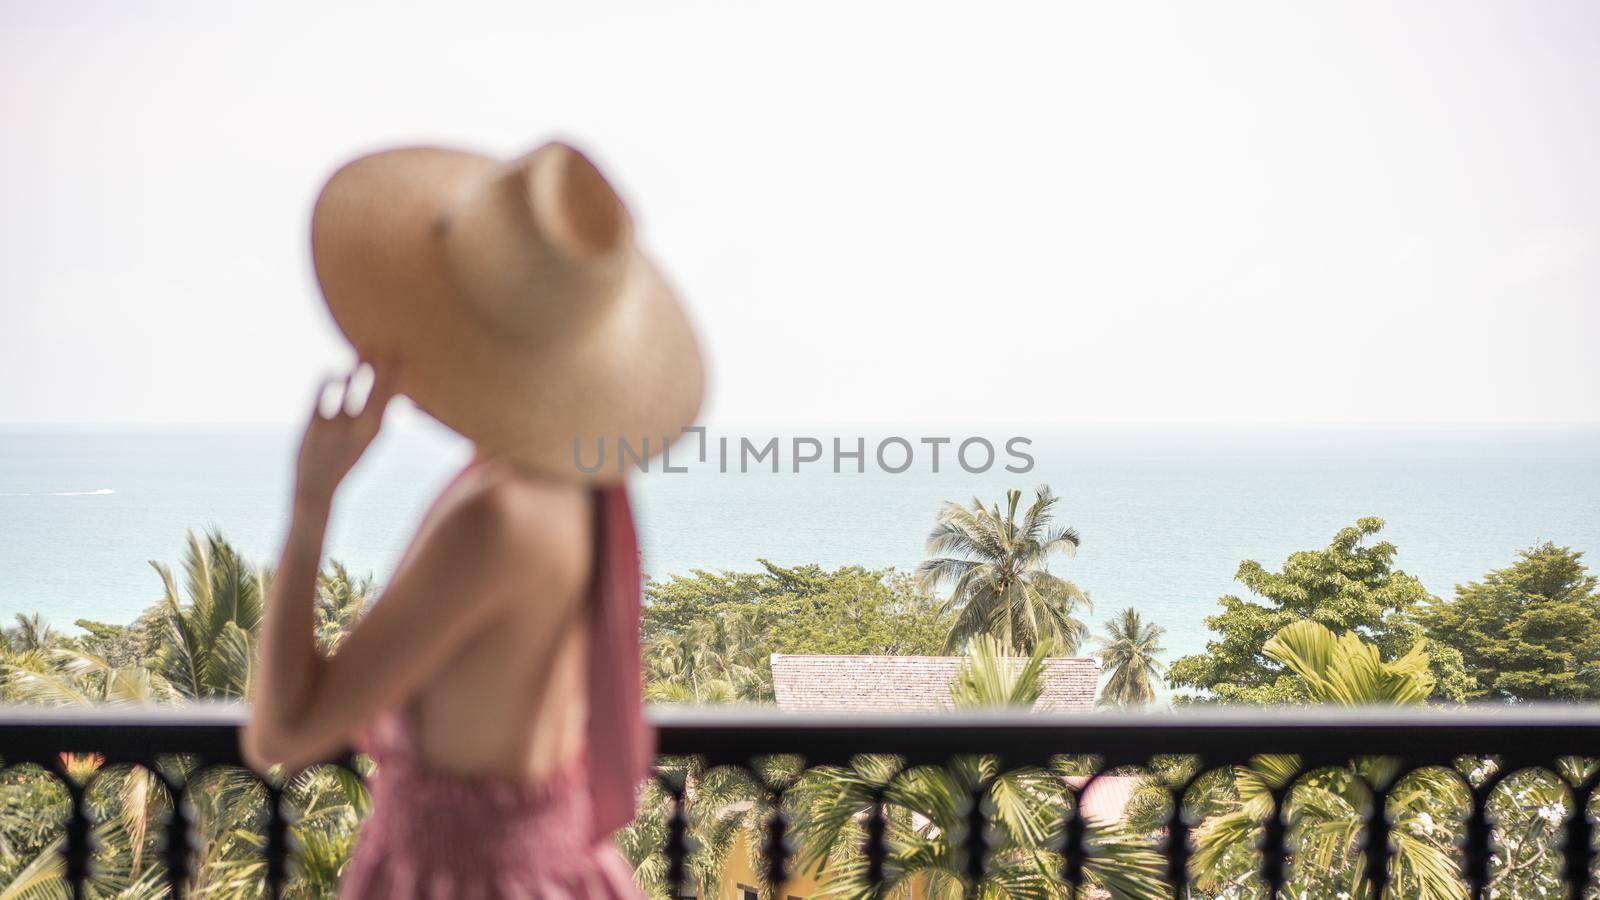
[341,485,653,899]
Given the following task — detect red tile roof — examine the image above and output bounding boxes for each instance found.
[770,654,1102,713]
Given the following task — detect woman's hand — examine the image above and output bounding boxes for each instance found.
[294,361,398,508]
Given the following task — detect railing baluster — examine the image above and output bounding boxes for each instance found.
[1259,786,1288,898]
[1464,761,1510,900]
[1061,776,1090,897]
[264,782,288,900]
[1565,778,1597,899]
[62,778,91,900]
[160,773,194,897]
[962,776,991,894]
[762,804,791,890]
[663,772,692,899]
[1167,771,1199,896]
[865,786,889,887]
[1465,789,1491,899]
[750,756,798,896]
[1362,778,1392,900]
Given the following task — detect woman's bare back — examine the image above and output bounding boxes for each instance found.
[397,461,595,781]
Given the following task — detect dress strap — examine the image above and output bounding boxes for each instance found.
[583,483,654,841]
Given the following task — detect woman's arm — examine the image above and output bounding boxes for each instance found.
[243,364,588,772]
[244,489,542,771]
[246,365,394,770]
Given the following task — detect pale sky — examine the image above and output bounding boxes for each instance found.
[2,0,1597,427]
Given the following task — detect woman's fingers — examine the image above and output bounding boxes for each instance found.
[312,358,395,426]
[343,363,375,418]
[315,376,346,420]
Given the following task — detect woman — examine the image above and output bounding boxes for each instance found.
[243,141,703,897]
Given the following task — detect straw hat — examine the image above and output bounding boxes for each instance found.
[310,141,704,482]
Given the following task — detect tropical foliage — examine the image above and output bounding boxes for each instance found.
[1167,518,1472,703]
[647,607,769,703]
[631,637,1169,900]
[0,531,374,898]
[796,636,1165,900]
[3,500,1596,900]
[1187,621,1467,898]
[917,488,1091,654]
[1181,624,1588,899]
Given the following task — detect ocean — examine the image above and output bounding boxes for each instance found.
[2,422,1597,664]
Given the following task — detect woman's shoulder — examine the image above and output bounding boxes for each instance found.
[431,462,594,570]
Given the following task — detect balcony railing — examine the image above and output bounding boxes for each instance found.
[2,706,1599,898]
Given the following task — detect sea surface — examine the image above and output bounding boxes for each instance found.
[2,423,1597,664]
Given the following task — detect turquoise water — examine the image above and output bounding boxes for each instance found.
[2,423,1597,663]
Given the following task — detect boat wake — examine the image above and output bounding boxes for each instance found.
[0,488,116,497]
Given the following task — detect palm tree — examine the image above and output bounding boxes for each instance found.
[150,531,265,701]
[917,487,1090,655]
[1095,609,1166,709]
[645,608,770,702]
[0,531,379,899]
[6,613,59,654]
[316,561,376,653]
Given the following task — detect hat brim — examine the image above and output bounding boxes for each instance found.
[311,147,704,483]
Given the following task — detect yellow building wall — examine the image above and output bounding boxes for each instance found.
[716,830,929,900]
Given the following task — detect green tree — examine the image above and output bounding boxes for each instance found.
[642,567,781,643]
[1168,518,1470,703]
[642,561,946,701]
[917,487,1091,655]
[765,567,946,658]
[1095,609,1165,709]
[1419,542,1600,701]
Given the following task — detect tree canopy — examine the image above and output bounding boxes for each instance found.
[642,560,948,700]
[1420,542,1600,702]
[1167,517,1471,703]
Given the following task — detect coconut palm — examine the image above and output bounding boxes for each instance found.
[918,488,1090,655]
[1190,621,1467,899]
[646,608,770,702]
[150,531,265,701]
[1095,609,1166,709]
[6,647,179,708]
[315,561,376,653]
[5,614,59,655]
[790,637,1166,899]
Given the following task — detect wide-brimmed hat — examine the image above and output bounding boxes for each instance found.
[310,141,704,482]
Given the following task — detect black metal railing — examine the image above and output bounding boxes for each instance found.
[2,705,1599,898]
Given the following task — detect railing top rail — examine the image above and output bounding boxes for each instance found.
[4,703,1600,769]
[648,704,1600,766]
[7,700,1600,727]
